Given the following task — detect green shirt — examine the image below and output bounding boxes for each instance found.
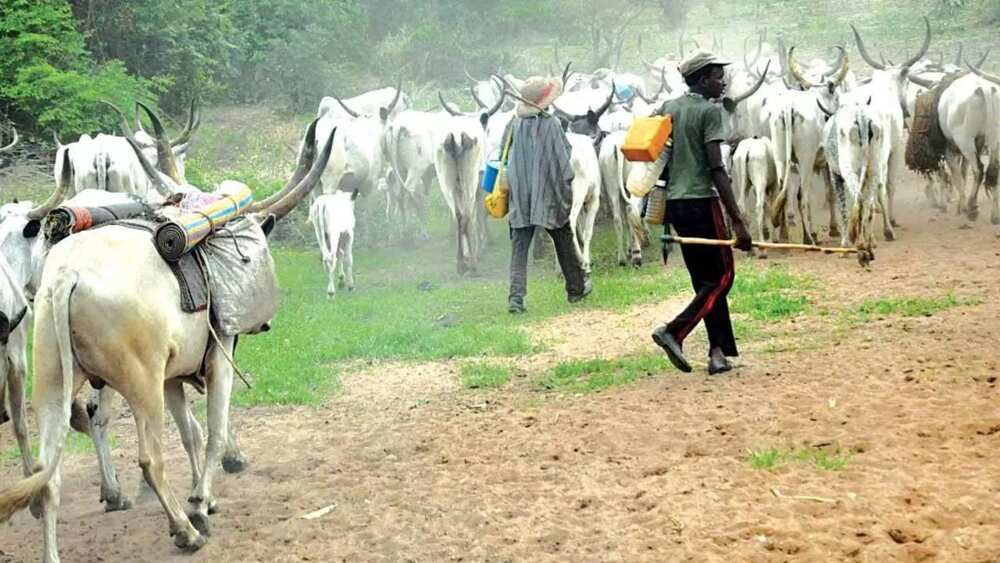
[659,93,725,200]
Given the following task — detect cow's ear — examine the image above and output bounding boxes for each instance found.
[260,213,277,237]
[587,110,599,126]
[22,219,40,239]
[828,82,836,95]
[479,112,489,130]
[722,97,737,113]
[9,307,26,333]
[351,189,360,201]
[0,311,8,343]
[379,107,390,122]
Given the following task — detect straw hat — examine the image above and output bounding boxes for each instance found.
[516,76,563,118]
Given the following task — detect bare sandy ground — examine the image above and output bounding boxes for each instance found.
[2,176,1000,562]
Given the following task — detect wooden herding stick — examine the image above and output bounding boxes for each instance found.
[661,235,860,255]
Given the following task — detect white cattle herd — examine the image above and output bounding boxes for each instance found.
[1,16,999,561]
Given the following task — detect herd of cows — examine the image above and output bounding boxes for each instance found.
[0,15,999,562]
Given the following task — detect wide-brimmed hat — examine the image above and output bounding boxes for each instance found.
[516,76,563,117]
[678,50,731,78]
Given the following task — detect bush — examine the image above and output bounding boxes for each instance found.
[0,0,155,137]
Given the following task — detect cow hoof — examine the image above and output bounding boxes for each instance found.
[618,258,628,267]
[222,454,249,474]
[828,227,841,239]
[890,220,900,228]
[30,498,43,520]
[967,209,979,221]
[103,494,133,513]
[631,258,642,268]
[883,231,895,242]
[174,529,207,551]
[757,252,768,260]
[188,511,212,537]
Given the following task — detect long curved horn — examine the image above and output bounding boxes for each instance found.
[733,61,770,105]
[171,98,200,147]
[249,120,319,213]
[136,102,184,184]
[659,66,672,94]
[816,99,835,118]
[636,90,657,104]
[907,74,936,89]
[787,47,817,89]
[975,47,992,68]
[901,17,932,70]
[481,79,506,118]
[331,90,361,118]
[642,59,657,72]
[967,57,1000,87]
[777,37,791,77]
[850,24,886,70]
[592,82,615,118]
[0,127,18,154]
[124,136,178,197]
[464,66,479,83]
[385,81,403,115]
[821,46,847,79]
[99,100,135,137]
[27,148,72,220]
[826,47,850,86]
[438,92,464,116]
[53,131,63,149]
[561,62,573,87]
[267,128,336,222]
[470,83,489,109]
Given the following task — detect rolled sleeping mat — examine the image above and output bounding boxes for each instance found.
[44,202,151,244]
[154,183,254,261]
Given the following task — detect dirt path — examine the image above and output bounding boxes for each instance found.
[2,176,1000,562]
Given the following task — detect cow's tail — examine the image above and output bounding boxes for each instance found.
[731,143,749,205]
[770,106,795,227]
[0,273,77,523]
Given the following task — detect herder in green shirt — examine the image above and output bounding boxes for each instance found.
[651,51,752,375]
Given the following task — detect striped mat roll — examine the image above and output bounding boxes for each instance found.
[154,183,254,261]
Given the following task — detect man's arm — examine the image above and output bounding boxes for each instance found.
[706,141,752,251]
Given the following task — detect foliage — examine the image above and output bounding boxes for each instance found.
[746,445,852,471]
[460,363,513,389]
[0,0,155,136]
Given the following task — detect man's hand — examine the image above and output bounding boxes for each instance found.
[732,219,753,252]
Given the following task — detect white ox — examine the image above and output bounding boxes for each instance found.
[434,114,485,274]
[315,85,404,198]
[948,65,1000,224]
[598,131,648,266]
[565,133,603,274]
[309,190,358,297]
[732,137,780,256]
[317,86,410,122]
[381,110,444,239]
[54,101,200,202]
[844,17,933,242]
[0,118,333,562]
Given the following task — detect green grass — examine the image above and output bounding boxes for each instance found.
[538,354,667,393]
[460,363,513,389]
[1,431,118,464]
[730,266,812,322]
[853,293,970,322]
[746,446,852,471]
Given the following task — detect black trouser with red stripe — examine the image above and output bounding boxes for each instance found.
[664,197,738,357]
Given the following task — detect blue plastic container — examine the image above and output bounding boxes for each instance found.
[481,160,500,193]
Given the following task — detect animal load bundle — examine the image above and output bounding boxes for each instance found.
[154,183,254,261]
[906,72,966,175]
[43,201,151,245]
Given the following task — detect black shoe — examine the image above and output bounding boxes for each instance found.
[708,355,733,375]
[508,302,527,314]
[651,327,692,373]
[568,278,593,303]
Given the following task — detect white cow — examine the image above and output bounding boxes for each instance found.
[949,65,1000,224]
[55,101,200,202]
[309,191,357,297]
[0,252,30,477]
[315,86,403,198]
[598,131,648,266]
[381,110,443,239]
[847,17,933,239]
[0,118,333,562]
[731,137,779,255]
[566,133,602,274]
[317,86,411,122]
[434,114,485,274]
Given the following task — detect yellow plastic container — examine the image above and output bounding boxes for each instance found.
[622,115,673,162]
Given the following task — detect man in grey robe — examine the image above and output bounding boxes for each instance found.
[503,76,591,314]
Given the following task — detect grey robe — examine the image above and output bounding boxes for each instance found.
[505,114,575,230]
